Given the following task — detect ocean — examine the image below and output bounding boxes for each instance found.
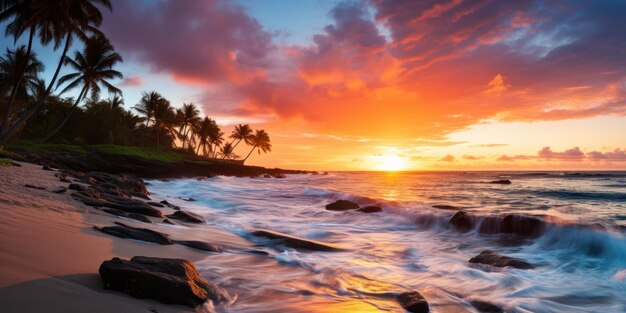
[147,171,626,312]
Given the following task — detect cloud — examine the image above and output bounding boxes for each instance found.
[100,0,626,142]
[471,143,508,148]
[482,74,510,95]
[119,76,143,87]
[440,154,455,162]
[537,146,585,161]
[587,149,626,161]
[462,155,483,160]
[496,154,533,162]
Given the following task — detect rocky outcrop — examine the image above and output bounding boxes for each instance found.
[469,250,534,269]
[488,179,511,184]
[250,229,343,252]
[356,205,382,213]
[500,214,545,237]
[166,210,205,224]
[325,200,359,211]
[99,256,228,307]
[94,222,172,245]
[102,208,152,223]
[397,291,429,313]
[450,211,473,232]
[471,300,503,313]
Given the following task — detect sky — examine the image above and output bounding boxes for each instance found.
[2,0,626,171]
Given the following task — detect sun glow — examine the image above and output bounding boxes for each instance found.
[376,154,409,171]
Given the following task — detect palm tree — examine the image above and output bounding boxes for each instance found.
[194,117,213,156]
[223,123,252,159]
[209,128,224,158]
[135,91,162,127]
[151,97,176,150]
[219,142,236,159]
[176,102,200,150]
[39,34,122,142]
[0,0,112,146]
[243,129,272,162]
[0,46,44,105]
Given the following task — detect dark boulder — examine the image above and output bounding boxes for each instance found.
[250,229,343,252]
[471,300,503,313]
[469,250,534,269]
[162,219,175,225]
[397,291,429,313]
[69,183,87,191]
[51,187,67,194]
[42,165,53,171]
[24,184,45,190]
[325,200,359,211]
[128,213,152,223]
[99,256,228,307]
[432,204,461,210]
[94,222,172,245]
[166,210,205,224]
[147,201,165,208]
[356,205,382,213]
[489,179,511,184]
[174,240,222,253]
[500,214,545,237]
[450,211,473,232]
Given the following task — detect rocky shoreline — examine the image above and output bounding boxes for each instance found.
[13,149,312,179]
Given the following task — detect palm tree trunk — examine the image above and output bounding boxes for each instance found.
[0,27,34,136]
[38,84,88,143]
[156,121,161,150]
[0,33,72,146]
[221,139,241,159]
[243,145,257,162]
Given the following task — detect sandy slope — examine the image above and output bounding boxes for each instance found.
[0,162,245,313]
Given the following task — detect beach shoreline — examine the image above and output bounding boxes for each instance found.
[0,161,249,313]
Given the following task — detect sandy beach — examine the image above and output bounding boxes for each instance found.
[0,162,249,313]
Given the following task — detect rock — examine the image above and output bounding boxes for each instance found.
[469,250,534,269]
[69,183,87,191]
[250,229,343,252]
[162,219,174,225]
[130,191,151,200]
[180,197,196,202]
[174,240,222,253]
[471,300,503,313]
[263,174,271,178]
[325,200,359,211]
[489,179,511,184]
[147,201,165,208]
[94,222,173,245]
[103,208,128,217]
[356,205,382,213]
[24,184,45,190]
[166,210,205,224]
[432,204,461,210]
[51,187,67,194]
[272,174,286,178]
[450,211,473,232]
[99,256,228,307]
[128,213,152,223]
[42,165,53,171]
[500,214,545,237]
[82,195,163,217]
[397,291,429,313]
[160,200,170,205]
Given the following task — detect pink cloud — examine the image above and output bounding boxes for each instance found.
[440,154,455,162]
[537,147,585,161]
[119,76,142,87]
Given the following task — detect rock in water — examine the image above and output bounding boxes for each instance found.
[250,229,343,252]
[450,211,473,232]
[325,200,359,211]
[500,214,545,237]
[99,256,228,307]
[432,204,461,210]
[397,291,429,313]
[166,210,205,223]
[94,222,173,245]
[469,250,534,269]
[471,300,503,313]
[356,205,382,213]
[489,179,511,184]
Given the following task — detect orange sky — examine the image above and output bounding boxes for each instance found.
[94,0,626,170]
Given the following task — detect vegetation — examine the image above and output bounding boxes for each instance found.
[0,0,271,163]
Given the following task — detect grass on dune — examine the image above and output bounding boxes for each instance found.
[12,143,184,163]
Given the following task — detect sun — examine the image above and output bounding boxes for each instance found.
[377,154,408,171]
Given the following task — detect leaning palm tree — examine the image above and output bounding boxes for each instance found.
[39,35,122,142]
[243,129,272,162]
[0,0,113,146]
[219,142,237,159]
[222,123,252,159]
